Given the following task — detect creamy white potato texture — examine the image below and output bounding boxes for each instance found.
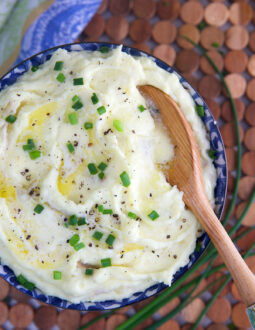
[0,47,216,303]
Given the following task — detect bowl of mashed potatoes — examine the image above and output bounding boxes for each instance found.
[0,43,227,310]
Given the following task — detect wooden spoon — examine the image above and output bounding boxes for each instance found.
[138,85,255,313]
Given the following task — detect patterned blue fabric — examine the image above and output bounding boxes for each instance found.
[15,0,101,65]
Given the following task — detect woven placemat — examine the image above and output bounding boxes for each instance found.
[0,0,255,329]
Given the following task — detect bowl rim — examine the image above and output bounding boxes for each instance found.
[0,41,228,311]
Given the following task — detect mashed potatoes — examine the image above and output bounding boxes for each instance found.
[0,46,216,302]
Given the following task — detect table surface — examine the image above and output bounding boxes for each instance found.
[0,0,255,329]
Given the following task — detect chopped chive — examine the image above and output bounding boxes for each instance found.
[64,222,69,228]
[138,105,146,112]
[84,122,93,129]
[97,106,106,115]
[56,72,66,83]
[23,144,33,151]
[98,172,104,180]
[72,95,80,102]
[98,162,107,171]
[148,210,159,220]
[212,42,220,48]
[103,209,113,215]
[100,46,110,53]
[53,271,62,280]
[17,275,35,290]
[88,163,98,175]
[195,105,205,117]
[69,214,78,225]
[93,231,103,240]
[128,211,136,219]
[34,204,44,214]
[29,150,41,160]
[54,61,64,71]
[74,242,85,251]
[208,149,217,159]
[68,112,78,125]
[101,258,111,267]
[73,78,84,85]
[197,20,206,30]
[27,139,35,148]
[106,234,115,246]
[98,205,104,213]
[78,217,86,226]
[120,171,130,187]
[31,65,39,72]
[67,142,75,153]
[85,268,93,275]
[72,100,83,110]
[24,281,35,291]
[17,274,27,285]
[69,234,80,246]
[91,93,99,104]
[113,119,124,132]
[5,115,17,123]
[23,139,35,151]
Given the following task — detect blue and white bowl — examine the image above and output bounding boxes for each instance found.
[0,43,227,311]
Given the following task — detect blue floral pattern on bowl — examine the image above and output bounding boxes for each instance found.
[0,43,227,311]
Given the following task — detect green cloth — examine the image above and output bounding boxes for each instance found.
[0,0,48,68]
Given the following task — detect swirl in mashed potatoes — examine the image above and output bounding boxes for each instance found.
[0,46,216,302]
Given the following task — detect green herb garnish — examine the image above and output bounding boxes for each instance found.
[85,268,93,275]
[53,271,62,280]
[84,122,93,129]
[54,61,64,71]
[74,242,85,251]
[128,212,136,219]
[67,142,75,153]
[72,95,80,102]
[100,46,110,53]
[93,231,103,241]
[73,78,84,85]
[31,65,39,72]
[69,234,80,246]
[72,100,83,111]
[106,234,115,246]
[103,209,113,215]
[34,204,44,214]
[17,274,35,290]
[195,105,205,117]
[208,149,217,159]
[68,112,78,125]
[88,163,98,175]
[5,115,17,123]
[113,119,124,132]
[138,105,146,112]
[98,162,107,171]
[91,93,99,104]
[148,210,159,220]
[120,171,130,187]
[78,217,86,226]
[69,214,78,226]
[56,72,66,83]
[29,150,41,160]
[97,106,106,115]
[98,172,104,180]
[101,258,111,267]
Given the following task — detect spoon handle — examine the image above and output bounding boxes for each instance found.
[188,193,255,308]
